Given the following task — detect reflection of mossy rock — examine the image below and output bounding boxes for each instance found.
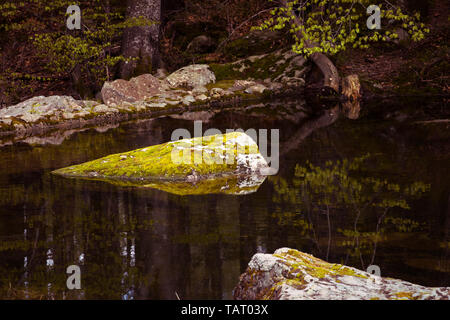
[234,248,450,300]
[144,174,267,195]
[53,132,270,186]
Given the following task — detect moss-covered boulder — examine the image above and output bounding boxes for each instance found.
[52,132,270,193]
[234,248,450,300]
[209,49,310,87]
[166,64,216,89]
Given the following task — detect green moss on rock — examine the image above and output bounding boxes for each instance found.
[234,248,450,300]
[52,132,269,190]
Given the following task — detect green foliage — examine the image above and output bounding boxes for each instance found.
[255,0,430,56]
[0,0,157,99]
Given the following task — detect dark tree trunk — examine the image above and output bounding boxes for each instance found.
[120,0,161,79]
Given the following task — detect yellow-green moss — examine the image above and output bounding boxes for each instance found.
[209,63,245,81]
[393,291,417,300]
[206,79,236,90]
[274,249,369,284]
[52,132,261,184]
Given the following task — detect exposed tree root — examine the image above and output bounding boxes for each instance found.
[309,52,340,93]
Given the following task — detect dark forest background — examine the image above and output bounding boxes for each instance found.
[0,0,447,105]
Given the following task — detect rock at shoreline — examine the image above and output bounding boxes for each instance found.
[0,96,98,124]
[245,84,267,94]
[166,64,216,89]
[1,50,310,144]
[53,132,270,185]
[234,248,450,300]
[101,74,165,106]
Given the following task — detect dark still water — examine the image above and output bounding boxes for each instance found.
[0,98,449,299]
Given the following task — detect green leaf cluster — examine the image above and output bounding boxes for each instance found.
[254,0,429,56]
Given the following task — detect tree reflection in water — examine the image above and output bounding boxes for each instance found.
[0,98,448,299]
[271,155,429,270]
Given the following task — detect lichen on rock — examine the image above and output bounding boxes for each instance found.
[52,132,271,191]
[166,64,216,89]
[101,73,166,106]
[234,248,450,300]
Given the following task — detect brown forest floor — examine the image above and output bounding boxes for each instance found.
[336,1,449,96]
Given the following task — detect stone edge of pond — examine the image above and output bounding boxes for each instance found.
[0,89,305,145]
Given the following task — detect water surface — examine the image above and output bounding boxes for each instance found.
[0,98,448,299]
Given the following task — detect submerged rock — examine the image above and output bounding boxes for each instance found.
[53,132,270,187]
[234,248,450,300]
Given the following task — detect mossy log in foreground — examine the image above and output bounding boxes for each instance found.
[52,132,270,195]
[234,248,450,300]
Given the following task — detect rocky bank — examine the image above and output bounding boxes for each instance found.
[0,49,313,145]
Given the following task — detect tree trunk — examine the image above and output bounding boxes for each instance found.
[120,0,161,80]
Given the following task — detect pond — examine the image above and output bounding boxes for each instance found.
[0,97,448,299]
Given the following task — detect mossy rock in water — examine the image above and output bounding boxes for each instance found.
[52,132,271,193]
[234,248,450,300]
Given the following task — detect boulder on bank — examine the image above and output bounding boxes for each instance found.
[53,132,271,185]
[0,95,102,126]
[234,248,450,300]
[166,64,216,89]
[209,48,310,90]
[101,74,166,106]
